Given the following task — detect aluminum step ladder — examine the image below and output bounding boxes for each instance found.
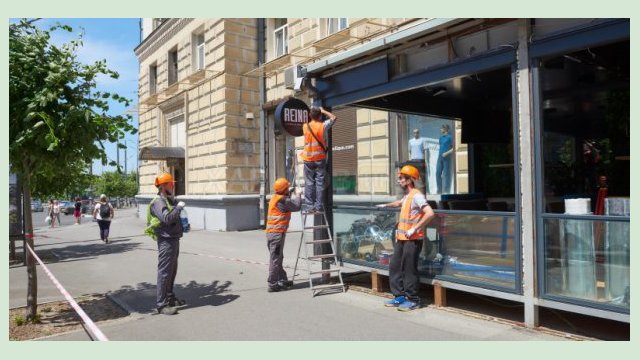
[292,210,345,297]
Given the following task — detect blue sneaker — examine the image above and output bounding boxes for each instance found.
[384,296,406,307]
[397,300,420,311]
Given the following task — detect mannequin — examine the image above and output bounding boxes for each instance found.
[408,128,426,160]
[436,124,453,193]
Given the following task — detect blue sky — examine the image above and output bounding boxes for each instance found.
[24,18,141,175]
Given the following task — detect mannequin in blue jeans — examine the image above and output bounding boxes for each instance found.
[436,124,453,194]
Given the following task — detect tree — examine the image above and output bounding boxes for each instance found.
[9,19,137,320]
[94,171,138,198]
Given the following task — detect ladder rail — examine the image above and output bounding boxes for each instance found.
[292,210,346,296]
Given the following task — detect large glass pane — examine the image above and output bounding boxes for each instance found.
[544,216,629,311]
[333,207,441,275]
[439,213,516,290]
[333,207,517,290]
[539,40,629,214]
[538,40,630,311]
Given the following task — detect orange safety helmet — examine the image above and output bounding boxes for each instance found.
[154,173,175,187]
[274,178,290,194]
[399,165,420,180]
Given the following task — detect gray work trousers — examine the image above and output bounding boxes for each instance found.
[157,237,180,309]
[267,232,288,288]
[303,159,327,211]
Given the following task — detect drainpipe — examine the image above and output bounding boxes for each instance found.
[258,18,266,227]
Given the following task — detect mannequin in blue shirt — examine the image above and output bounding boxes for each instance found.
[436,124,453,193]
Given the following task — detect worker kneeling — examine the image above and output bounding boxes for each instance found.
[266,178,302,292]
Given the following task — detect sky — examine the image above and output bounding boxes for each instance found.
[20,18,141,175]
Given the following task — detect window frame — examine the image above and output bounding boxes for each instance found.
[274,22,288,58]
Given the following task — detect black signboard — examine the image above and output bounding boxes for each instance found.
[275,98,309,137]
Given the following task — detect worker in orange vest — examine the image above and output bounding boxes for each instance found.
[266,178,302,292]
[376,165,435,311]
[301,106,337,213]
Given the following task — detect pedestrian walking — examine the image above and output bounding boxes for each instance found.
[47,198,56,228]
[265,178,302,292]
[93,194,114,243]
[301,106,337,213]
[52,200,61,227]
[74,197,82,225]
[376,165,435,311]
[146,172,186,315]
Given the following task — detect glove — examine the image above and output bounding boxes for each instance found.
[406,227,416,237]
[375,204,386,208]
[177,201,186,209]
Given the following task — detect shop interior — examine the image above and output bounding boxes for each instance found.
[354,65,516,212]
[334,64,519,289]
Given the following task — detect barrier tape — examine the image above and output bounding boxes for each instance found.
[25,243,109,341]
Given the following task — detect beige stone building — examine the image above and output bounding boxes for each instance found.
[135,18,262,230]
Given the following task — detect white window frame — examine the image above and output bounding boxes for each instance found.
[168,115,186,149]
[274,22,288,57]
[193,32,205,71]
[327,18,348,35]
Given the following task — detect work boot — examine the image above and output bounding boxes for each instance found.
[267,285,281,293]
[158,306,178,315]
[168,297,186,307]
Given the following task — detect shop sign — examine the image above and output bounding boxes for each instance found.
[275,98,309,137]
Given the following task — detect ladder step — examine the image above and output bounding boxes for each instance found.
[311,283,345,291]
[302,211,325,215]
[310,268,341,275]
[304,225,329,230]
[305,239,332,244]
[307,254,336,260]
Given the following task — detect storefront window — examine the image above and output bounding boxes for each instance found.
[538,40,629,310]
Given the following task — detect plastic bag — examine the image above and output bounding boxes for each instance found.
[45,216,51,225]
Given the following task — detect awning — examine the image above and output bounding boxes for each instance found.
[139,146,185,161]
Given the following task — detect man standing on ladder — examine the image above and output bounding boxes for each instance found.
[376,165,435,311]
[301,106,337,213]
[266,178,302,292]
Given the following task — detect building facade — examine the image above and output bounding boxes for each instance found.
[135,18,262,231]
[136,18,630,327]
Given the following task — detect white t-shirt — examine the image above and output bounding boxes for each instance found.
[409,137,426,160]
[94,202,113,221]
[52,204,60,214]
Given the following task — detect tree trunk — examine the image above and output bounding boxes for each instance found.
[21,162,38,321]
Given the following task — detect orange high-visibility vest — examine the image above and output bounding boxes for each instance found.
[301,121,327,162]
[396,188,425,240]
[266,194,291,233]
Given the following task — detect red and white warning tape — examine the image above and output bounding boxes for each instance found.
[25,243,109,341]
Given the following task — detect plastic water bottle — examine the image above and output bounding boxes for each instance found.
[180,209,190,233]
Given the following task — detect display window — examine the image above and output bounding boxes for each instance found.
[537,40,630,311]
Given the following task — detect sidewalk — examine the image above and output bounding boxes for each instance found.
[9,207,569,341]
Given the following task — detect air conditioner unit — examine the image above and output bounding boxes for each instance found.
[284,65,305,90]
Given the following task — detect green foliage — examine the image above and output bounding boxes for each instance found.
[14,315,25,326]
[93,171,138,198]
[9,19,137,199]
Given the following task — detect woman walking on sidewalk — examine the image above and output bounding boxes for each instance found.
[93,194,114,243]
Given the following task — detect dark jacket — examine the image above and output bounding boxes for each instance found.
[150,195,183,240]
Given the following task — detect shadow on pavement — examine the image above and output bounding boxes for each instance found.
[109,280,239,314]
[32,239,141,263]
